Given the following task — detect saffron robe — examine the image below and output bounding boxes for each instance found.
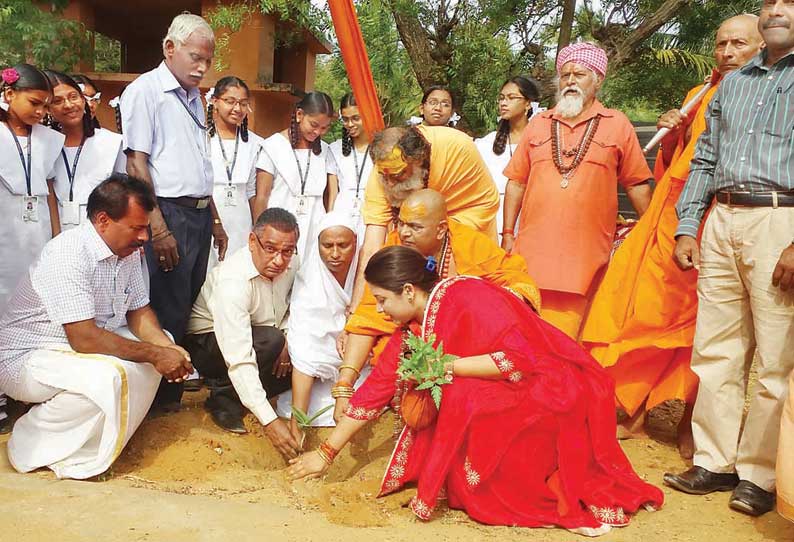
[579,84,717,416]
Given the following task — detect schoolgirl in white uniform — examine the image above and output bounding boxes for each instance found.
[205,76,266,270]
[257,91,339,263]
[46,71,125,230]
[329,93,372,241]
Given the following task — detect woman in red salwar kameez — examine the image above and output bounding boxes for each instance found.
[289,246,664,536]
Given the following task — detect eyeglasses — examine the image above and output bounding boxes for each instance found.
[497,94,527,103]
[254,233,296,260]
[218,97,252,112]
[51,92,84,106]
[425,99,452,109]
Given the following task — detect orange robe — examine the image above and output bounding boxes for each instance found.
[345,220,541,362]
[503,101,652,339]
[579,84,718,417]
[362,126,500,239]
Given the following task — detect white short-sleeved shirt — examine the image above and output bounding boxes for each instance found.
[121,62,213,198]
[257,133,337,261]
[51,128,126,206]
[0,123,64,196]
[0,223,149,392]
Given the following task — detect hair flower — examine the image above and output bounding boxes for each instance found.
[204,87,215,102]
[109,96,121,108]
[1,68,19,85]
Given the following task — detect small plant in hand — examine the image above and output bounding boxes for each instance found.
[398,332,457,408]
[291,404,334,428]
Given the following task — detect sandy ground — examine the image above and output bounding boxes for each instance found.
[1,390,793,542]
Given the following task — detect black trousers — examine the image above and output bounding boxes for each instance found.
[145,198,212,405]
[182,326,291,415]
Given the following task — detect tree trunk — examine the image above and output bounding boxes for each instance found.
[556,0,576,59]
[385,0,447,90]
[609,0,692,70]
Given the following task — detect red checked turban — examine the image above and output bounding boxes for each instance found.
[556,42,608,78]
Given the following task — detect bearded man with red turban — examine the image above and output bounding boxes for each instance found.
[502,42,653,339]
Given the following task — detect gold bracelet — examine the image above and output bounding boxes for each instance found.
[316,447,333,466]
[331,386,354,399]
[212,218,222,225]
[338,365,361,377]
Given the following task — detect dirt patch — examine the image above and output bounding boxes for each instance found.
[3,388,794,541]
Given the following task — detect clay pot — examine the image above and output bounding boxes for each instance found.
[401,387,438,430]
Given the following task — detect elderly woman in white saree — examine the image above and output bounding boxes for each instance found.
[277,212,369,435]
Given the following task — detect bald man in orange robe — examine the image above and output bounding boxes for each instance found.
[580,14,763,458]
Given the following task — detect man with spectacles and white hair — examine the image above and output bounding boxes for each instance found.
[183,208,302,459]
[121,12,229,411]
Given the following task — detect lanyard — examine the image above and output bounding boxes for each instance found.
[7,123,32,196]
[352,144,371,197]
[61,139,86,201]
[217,129,240,184]
[292,147,312,196]
[171,89,207,130]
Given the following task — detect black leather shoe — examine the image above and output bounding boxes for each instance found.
[205,396,247,434]
[730,481,775,516]
[663,466,739,495]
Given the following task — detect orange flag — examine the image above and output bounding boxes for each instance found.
[328,0,385,137]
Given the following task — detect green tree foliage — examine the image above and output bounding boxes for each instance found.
[0,0,90,70]
[599,0,762,119]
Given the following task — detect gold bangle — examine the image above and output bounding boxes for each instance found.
[338,365,361,377]
[316,447,333,466]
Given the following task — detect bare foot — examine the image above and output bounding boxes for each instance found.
[677,403,694,460]
[616,410,648,440]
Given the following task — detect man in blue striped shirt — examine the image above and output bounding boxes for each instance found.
[665,0,794,518]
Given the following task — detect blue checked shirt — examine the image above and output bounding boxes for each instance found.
[676,51,794,238]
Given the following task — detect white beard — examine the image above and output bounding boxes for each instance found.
[381,169,428,207]
[555,91,585,119]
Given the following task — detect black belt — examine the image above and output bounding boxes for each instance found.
[159,196,211,209]
[716,191,794,207]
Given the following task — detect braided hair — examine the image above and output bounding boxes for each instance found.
[71,74,102,130]
[43,70,96,138]
[340,92,357,157]
[290,91,334,156]
[207,76,250,142]
[0,63,51,124]
[493,75,539,156]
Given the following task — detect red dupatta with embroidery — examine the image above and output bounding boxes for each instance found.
[346,276,663,531]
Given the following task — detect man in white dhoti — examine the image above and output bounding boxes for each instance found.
[276,212,366,437]
[0,174,193,479]
[183,208,302,459]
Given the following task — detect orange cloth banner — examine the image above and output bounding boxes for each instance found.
[328,0,385,137]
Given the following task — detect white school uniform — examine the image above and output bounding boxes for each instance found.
[0,122,64,314]
[50,128,126,230]
[208,130,264,271]
[328,139,371,242]
[474,131,516,235]
[258,133,337,263]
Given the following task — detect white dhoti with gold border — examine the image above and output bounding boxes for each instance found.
[6,329,160,479]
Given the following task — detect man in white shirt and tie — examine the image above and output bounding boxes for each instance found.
[184,208,302,459]
[122,13,229,410]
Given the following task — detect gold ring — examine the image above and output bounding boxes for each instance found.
[159,256,166,261]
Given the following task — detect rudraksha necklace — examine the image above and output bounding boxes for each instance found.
[551,116,600,188]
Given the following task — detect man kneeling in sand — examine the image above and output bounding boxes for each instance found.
[0,174,193,479]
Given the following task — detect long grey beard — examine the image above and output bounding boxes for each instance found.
[382,172,427,207]
[555,93,585,119]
